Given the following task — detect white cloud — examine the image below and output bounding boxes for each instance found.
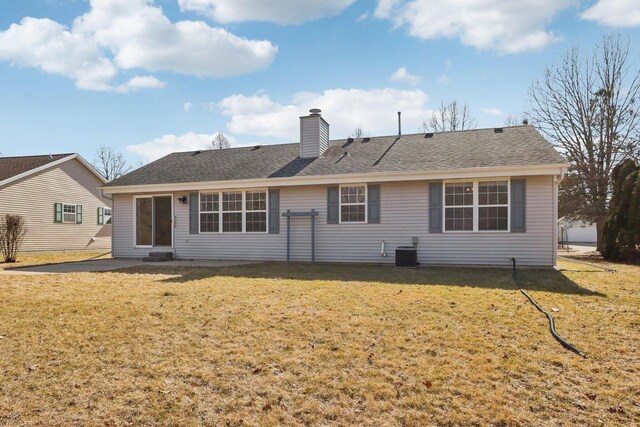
[0,0,277,91]
[0,17,117,91]
[437,74,449,85]
[127,131,236,162]
[481,107,504,116]
[116,75,165,93]
[177,0,356,24]
[374,0,575,54]
[390,66,422,85]
[217,88,430,140]
[184,102,193,112]
[356,12,369,23]
[581,0,640,27]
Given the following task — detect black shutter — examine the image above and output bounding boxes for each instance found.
[511,179,526,232]
[54,203,62,223]
[268,189,280,234]
[189,192,199,234]
[327,186,339,224]
[429,182,442,233]
[368,184,380,223]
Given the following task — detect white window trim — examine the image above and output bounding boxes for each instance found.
[61,202,78,224]
[442,178,511,233]
[133,194,174,248]
[197,189,269,234]
[245,190,268,233]
[339,184,368,224]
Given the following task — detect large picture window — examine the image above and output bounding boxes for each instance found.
[443,180,510,232]
[340,185,366,223]
[198,190,269,234]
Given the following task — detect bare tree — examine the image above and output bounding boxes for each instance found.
[421,100,477,132]
[351,126,368,138]
[504,113,529,127]
[529,34,640,250]
[0,214,27,263]
[210,132,230,150]
[93,146,133,181]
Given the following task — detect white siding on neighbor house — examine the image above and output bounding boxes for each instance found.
[0,158,112,252]
[112,175,555,266]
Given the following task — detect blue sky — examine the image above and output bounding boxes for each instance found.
[0,0,639,164]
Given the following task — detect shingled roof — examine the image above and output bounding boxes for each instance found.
[106,125,566,187]
[0,153,73,183]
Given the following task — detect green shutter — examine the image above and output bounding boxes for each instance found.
[97,207,104,225]
[76,205,83,224]
[429,182,443,233]
[327,186,339,224]
[54,203,62,223]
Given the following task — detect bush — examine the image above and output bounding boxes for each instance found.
[0,214,27,263]
[602,160,640,262]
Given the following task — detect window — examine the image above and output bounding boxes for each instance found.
[104,207,112,224]
[245,190,267,232]
[340,185,366,223]
[222,192,243,232]
[444,182,474,231]
[443,180,510,232]
[62,204,77,223]
[200,193,219,233]
[478,181,509,231]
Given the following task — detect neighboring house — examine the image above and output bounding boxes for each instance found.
[0,153,112,252]
[558,217,597,244]
[103,110,568,267]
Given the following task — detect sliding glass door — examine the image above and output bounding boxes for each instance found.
[135,196,172,247]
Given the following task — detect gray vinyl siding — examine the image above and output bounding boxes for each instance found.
[111,175,555,267]
[0,158,111,252]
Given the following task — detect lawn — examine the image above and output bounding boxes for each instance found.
[0,255,638,426]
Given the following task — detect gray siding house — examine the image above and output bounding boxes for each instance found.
[0,153,112,252]
[104,110,568,267]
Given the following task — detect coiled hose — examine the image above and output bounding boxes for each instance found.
[509,258,586,358]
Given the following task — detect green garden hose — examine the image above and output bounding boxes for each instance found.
[509,258,586,358]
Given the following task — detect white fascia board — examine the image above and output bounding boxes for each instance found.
[101,163,570,195]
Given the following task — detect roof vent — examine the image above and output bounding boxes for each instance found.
[309,108,322,116]
[522,118,529,125]
[424,132,434,138]
[251,145,261,151]
[362,137,370,143]
[494,127,503,133]
[192,150,202,156]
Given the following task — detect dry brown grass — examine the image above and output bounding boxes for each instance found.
[0,251,110,271]
[0,257,637,426]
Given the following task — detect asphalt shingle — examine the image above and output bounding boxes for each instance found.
[0,153,73,183]
[106,126,565,187]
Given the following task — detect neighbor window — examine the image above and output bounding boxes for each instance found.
[103,207,112,224]
[443,180,510,232]
[245,190,267,232]
[222,192,243,232]
[340,185,366,223]
[200,193,219,233]
[444,182,474,231]
[62,204,77,223]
